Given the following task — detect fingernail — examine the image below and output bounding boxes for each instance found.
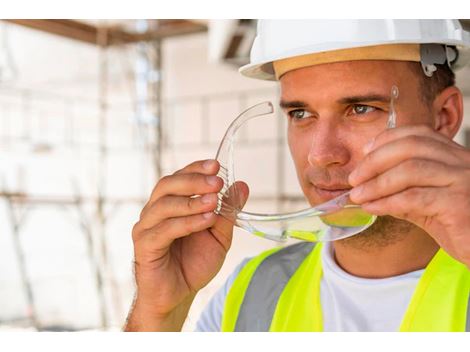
[203,211,214,219]
[203,159,215,170]
[206,176,219,186]
[350,185,364,201]
[201,193,213,204]
[363,140,374,154]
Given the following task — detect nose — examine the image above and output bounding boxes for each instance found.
[307,121,350,168]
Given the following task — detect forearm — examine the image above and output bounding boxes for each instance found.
[124,294,196,332]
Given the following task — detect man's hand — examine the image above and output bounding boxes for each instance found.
[124,159,248,331]
[349,125,470,268]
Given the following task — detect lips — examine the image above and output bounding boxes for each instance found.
[315,183,351,191]
[313,184,351,201]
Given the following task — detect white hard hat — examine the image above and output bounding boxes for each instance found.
[239,19,470,80]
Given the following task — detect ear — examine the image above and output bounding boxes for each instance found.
[432,85,463,139]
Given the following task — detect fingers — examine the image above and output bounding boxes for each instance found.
[140,172,222,220]
[133,158,248,259]
[134,158,224,245]
[350,159,458,204]
[173,159,220,176]
[368,124,464,154]
[360,186,443,220]
[349,135,463,187]
[134,181,249,259]
[145,159,220,205]
[136,158,224,233]
[134,212,219,252]
[152,173,222,201]
[139,193,219,230]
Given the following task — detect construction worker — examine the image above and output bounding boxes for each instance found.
[124,20,470,332]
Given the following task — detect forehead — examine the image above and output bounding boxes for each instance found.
[279,60,419,101]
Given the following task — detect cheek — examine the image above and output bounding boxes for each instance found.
[288,130,311,169]
[400,105,433,127]
[335,128,372,165]
[287,134,311,193]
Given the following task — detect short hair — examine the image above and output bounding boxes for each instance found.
[408,62,456,106]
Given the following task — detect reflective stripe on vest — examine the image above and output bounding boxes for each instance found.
[234,242,316,331]
[221,243,470,332]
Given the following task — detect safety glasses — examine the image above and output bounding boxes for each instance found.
[214,86,399,242]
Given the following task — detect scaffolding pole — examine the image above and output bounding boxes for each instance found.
[2,190,38,330]
[151,38,163,181]
[96,23,125,329]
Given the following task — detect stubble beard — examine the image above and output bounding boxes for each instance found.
[338,215,416,250]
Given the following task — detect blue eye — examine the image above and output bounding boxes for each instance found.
[288,109,313,120]
[352,105,376,115]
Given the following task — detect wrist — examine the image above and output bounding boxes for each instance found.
[124,293,196,332]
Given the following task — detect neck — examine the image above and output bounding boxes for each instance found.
[332,225,439,279]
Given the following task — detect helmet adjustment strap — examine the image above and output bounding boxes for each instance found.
[420,44,457,77]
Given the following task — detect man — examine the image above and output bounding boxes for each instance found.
[124,20,470,332]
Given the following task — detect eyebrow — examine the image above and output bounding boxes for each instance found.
[279,94,390,110]
[338,94,390,105]
[279,100,308,109]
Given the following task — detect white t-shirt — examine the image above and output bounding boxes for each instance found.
[195,242,425,332]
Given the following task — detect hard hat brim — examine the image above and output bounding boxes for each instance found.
[240,42,470,81]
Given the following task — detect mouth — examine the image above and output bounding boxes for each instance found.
[312,184,351,201]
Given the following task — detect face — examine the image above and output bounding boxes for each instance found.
[279,60,432,207]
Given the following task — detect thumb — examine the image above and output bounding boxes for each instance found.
[209,181,249,245]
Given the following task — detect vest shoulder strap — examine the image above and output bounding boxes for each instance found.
[222,241,316,332]
[400,248,470,332]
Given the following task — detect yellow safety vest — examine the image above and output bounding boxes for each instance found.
[221,242,470,332]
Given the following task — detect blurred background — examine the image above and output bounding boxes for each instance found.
[0,19,469,332]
